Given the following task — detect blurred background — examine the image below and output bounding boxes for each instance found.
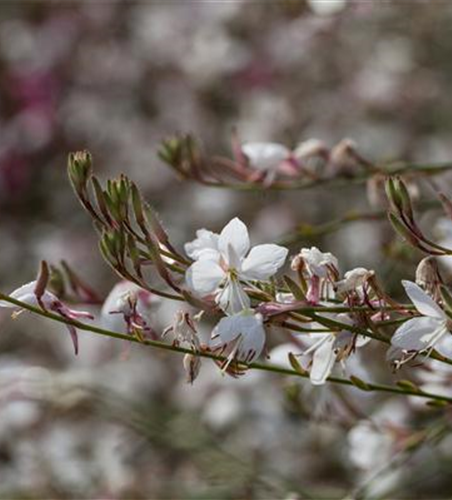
[1,1,452,498]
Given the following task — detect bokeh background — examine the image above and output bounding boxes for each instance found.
[2,1,452,498]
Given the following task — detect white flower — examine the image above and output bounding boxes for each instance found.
[335,267,374,294]
[101,281,156,337]
[298,247,338,278]
[185,217,288,314]
[391,280,451,357]
[0,281,93,355]
[210,309,266,363]
[241,142,290,171]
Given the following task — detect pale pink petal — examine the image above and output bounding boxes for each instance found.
[402,280,445,319]
[241,244,288,280]
[186,260,225,296]
[218,218,250,262]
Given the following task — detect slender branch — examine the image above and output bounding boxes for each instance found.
[192,162,452,192]
[1,293,452,405]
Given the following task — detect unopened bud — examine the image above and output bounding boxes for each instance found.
[68,150,92,194]
[183,353,202,384]
[395,177,414,222]
[385,177,403,214]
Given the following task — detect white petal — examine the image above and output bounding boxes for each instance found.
[0,281,58,309]
[310,335,336,385]
[237,314,266,361]
[402,280,445,319]
[184,229,220,261]
[216,277,250,315]
[433,332,452,358]
[242,142,289,171]
[218,218,250,263]
[185,260,225,296]
[210,311,266,361]
[0,281,36,308]
[391,316,445,351]
[241,244,288,280]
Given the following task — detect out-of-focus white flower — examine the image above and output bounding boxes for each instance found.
[0,281,93,355]
[185,217,288,314]
[391,280,451,357]
[101,281,156,337]
[335,267,374,294]
[348,421,393,470]
[241,142,290,172]
[307,0,347,16]
[210,309,266,363]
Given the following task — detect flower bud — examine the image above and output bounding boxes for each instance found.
[385,177,403,214]
[68,150,92,194]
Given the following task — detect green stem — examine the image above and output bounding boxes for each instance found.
[196,162,452,192]
[1,293,452,405]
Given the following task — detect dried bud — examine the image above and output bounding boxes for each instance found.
[415,257,442,298]
[290,254,305,273]
[183,353,202,384]
[293,139,329,162]
[329,138,367,176]
[34,260,50,301]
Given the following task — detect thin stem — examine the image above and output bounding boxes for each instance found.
[1,293,452,405]
[193,162,452,192]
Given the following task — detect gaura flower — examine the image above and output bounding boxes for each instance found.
[241,142,290,172]
[101,281,157,338]
[292,246,338,303]
[210,309,266,363]
[334,267,374,294]
[297,247,339,278]
[391,280,451,357]
[185,217,288,315]
[0,281,93,355]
